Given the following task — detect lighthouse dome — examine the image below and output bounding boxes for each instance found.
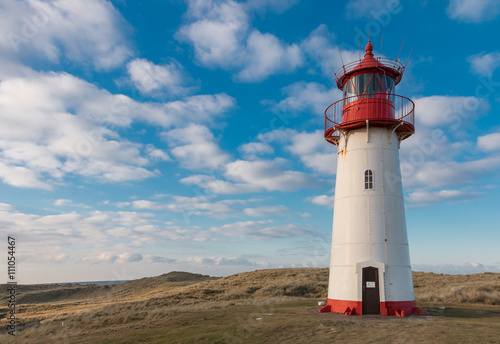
[335,41,405,90]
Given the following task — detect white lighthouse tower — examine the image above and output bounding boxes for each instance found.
[319,41,425,316]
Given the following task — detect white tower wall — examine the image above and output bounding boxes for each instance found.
[327,126,415,312]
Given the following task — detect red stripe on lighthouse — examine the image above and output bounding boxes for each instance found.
[319,298,426,316]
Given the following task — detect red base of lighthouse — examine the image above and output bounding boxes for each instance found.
[319,298,426,316]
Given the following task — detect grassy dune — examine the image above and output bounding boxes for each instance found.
[0,269,499,343]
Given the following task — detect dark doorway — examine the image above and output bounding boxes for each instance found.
[362,267,380,315]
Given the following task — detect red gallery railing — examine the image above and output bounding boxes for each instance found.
[324,93,415,145]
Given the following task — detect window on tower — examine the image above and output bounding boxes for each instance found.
[364,170,373,190]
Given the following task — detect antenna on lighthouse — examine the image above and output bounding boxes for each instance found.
[379,35,384,59]
[404,47,413,68]
[338,46,346,73]
[327,57,336,80]
[397,39,405,62]
[358,37,361,60]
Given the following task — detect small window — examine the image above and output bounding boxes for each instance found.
[364,170,373,190]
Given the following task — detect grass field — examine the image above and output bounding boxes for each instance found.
[0,269,499,343]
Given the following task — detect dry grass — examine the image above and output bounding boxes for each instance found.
[413,271,500,305]
[0,268,499,343]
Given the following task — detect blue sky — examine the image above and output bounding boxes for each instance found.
[0,0,499,283]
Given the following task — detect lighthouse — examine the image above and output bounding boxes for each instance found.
[319,41,424,316]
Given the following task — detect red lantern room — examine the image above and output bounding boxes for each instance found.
[324,41,415,145]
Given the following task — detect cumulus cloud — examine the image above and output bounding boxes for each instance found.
[180,174,259,194]
[127,58,193,97]
[176,0,248,68]
[163,124,231,170]
[468,52,500,77]
[243,205,289,217]
[287,130,338,175]
[402,156,500,189]
[0,204,214,258]
[257,128,298,144]
[477,132,500,151]
[143,255,176,264]
[0,70,235,188]
[83,252,143,264]
[239,142,274,160]
[406,189,477,205]
[1,0,132,70]
[210,220,314,240]
[0,203,14,211]
[301,24,359,78]
[130,196,241,220]
[235,30,303,82]
[225,159,319,191]
[307,194,335,208]
[181,256,256,266]
[177,0,303,82]
[0,66,236,189]
[412,95,490,128]
[447,0,500,23]
[271,82,341,116]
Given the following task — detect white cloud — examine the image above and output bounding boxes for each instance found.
[83,252,144,264]
[406,189,477,205]
[239,142,274,159]
[181,256,256,266]
[180,174,261,194]
[143,255,176,264]
[287,130,338,175]
[257,128,298,144]
[176,0,248,68]
[307,194,335,208]
[272,82,341,116]
[0,203,14,211]
[54,199,72,207]
[163,124,230,170]
[0,161,51,189]
[127,58,192,97]
[149,93,236,127]
[129,196,256,220]
[145,145,170,161]
[131,200,165,210]
[177,0,303,82]
[447,0,500,23]
[478,132,500,151]
[0,72,156,187]
[225,159,319,192]
[180,157,321,195]
[467,52,500,77]
[0,68,235,188]
[236,30,303,82]
[302,24,361,77]
[413,96,490,128]
[243,205,288,217]
[210,220,314,240]
[403,156,500,188]
[0,0,132,70]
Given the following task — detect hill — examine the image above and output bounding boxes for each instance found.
[0,268,498,343]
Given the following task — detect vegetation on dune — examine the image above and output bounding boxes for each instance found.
[0,268,498,343]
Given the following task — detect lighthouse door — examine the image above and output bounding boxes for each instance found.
[362,267,380,315]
